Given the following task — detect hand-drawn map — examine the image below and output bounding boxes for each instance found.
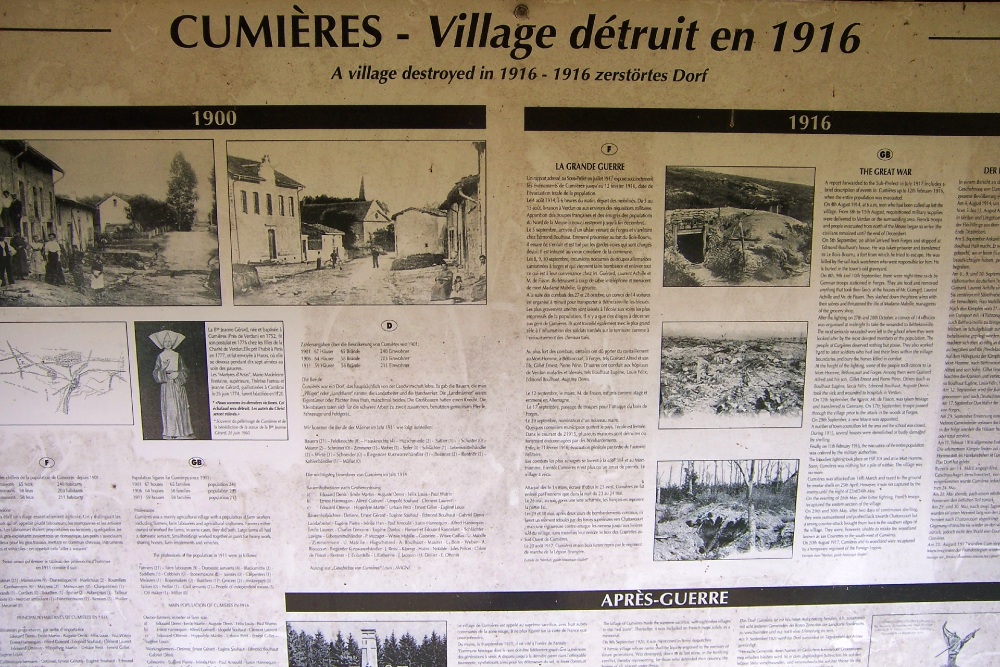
[0,322,132,425]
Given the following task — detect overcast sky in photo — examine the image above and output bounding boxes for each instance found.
[30,140,216,219]
[679,166,815,187]
[227,140,481,215]
[662,320,807,341]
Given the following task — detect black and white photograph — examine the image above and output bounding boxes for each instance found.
[286,620,447,667]
[228,140,486,306]
[869,613,995,667]
[659,321,807,429]
[134,321,212,441]
[0,139,219,306]
[662,166,815,287]
[654,459,799,561]
[0,322,132,425]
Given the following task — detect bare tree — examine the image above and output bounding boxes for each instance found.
[733,460,758,553]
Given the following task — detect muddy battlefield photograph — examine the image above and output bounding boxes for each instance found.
[662,166,815,287]
[658,321,808,429]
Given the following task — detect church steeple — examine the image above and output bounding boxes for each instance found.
[359,176,366,201]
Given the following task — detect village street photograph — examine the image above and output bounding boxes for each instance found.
[0,140,219,306]
[663,166,815,287]
[228,140,486,306]
[227,141,486,306]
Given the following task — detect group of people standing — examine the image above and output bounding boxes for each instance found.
[431,253,487,302]
[1,188,80,289]
[0,231,68,287]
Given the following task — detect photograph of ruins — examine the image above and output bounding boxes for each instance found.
[659,321,807,429]
[654,459,798,561]
[228,140,485,306]
[286,621,447,667]
[0,139,219,306]
[662,166,815,287]
[868,613,994,667]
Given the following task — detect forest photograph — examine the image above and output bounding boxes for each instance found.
[654,459,799,561]
[286,621,446,667]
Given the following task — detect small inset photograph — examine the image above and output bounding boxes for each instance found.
[0,322,132,425]
[0,140,219,306]
[654,459,799,561]
[658,321,807,429]
[286,620,446,667]
[134,321,211,441]
[662,166,814,287]
[228,140,486,306]
[869,613,996,667]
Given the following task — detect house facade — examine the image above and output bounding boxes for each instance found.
[356,200,392,246]
[393,207,447,259]
[55,196,97,251]
[0,140,62,241]
[228,154,304,264]
[316,200,391,249]
[442,142,486,271]
[442,174,483,270]
[96,195,131,234]
[300,223,345,264]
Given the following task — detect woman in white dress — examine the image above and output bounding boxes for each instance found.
[149,330,195,439]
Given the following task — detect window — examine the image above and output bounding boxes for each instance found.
[241,191,248,213]
[266,194,273,215]
[33,187,39,218]
[289,198,294,217]
[279,195,285,216]
[253,192,260,214]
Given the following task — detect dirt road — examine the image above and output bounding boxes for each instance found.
[161,226,217,271]
[237,254,444,306]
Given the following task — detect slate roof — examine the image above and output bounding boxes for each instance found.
[0,140,64,175]
[440,174,479,209]
[303,199,389,229]
[55,195,97,211]
[227,155,304,189]
[392,207,446,221]
[94,193,132,208]
[301,222,344,238]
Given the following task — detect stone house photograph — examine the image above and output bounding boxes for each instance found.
[0,139,218,307]
[227,153,304,264]
[230,140,486,306]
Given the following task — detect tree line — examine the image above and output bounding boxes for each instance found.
[286,623,447,667]
[81,152,199,234]
[657,459,799,553]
